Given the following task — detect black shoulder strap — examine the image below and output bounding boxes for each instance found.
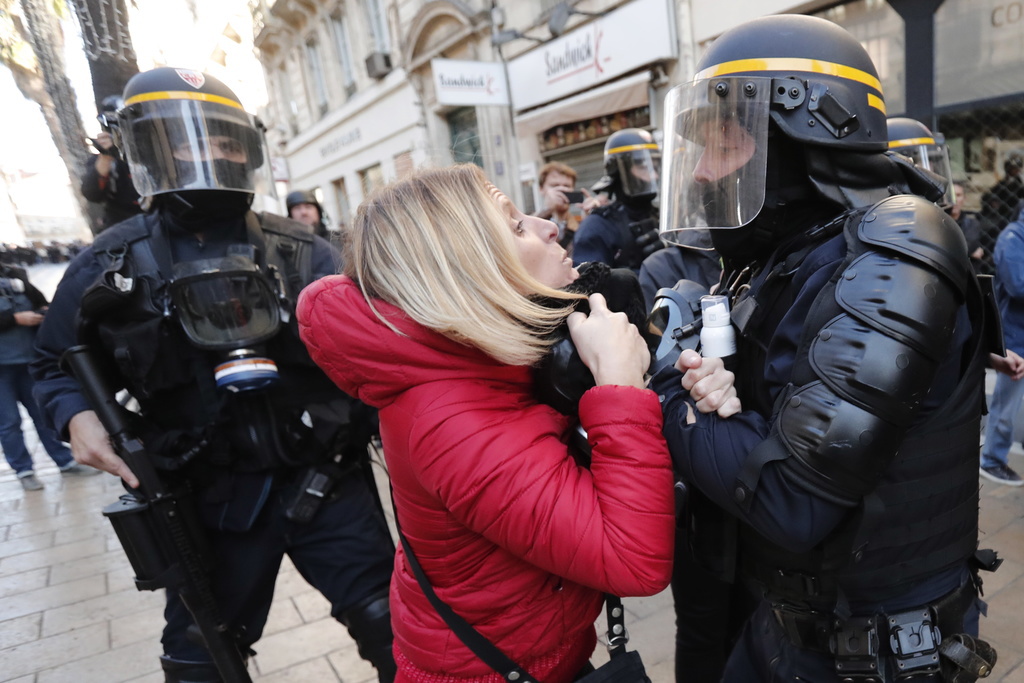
[392,490,630,681]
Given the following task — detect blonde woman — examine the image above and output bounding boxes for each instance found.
[297,165,733,682]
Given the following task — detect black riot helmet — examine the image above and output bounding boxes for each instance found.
[97,95,124,134]
[604,128,661,202]
[285,190,322,218]
[116,67,273,200]
[887,117,955,208]
[661,14,893,243]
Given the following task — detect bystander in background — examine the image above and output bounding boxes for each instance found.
[0,263,98,490]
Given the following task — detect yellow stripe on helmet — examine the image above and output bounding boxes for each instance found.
[866,93,886,115]
[694,57,883,95]
[124,90,245,110]
[888,136,935,148]
[606,143,660,155]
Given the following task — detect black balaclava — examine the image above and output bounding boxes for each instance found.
[711,129,842,267]
[161,188,253,234]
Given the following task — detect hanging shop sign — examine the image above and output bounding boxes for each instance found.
[507,0,675,111]
[431,58,510,106]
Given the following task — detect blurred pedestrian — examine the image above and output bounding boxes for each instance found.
[286,189,331,240]
[0,263,98,490]
[981,199,1024,486]
[984,155,1024,232]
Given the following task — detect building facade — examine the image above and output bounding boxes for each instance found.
[249,0,1024,225]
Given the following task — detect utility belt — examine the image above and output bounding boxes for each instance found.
[770,580,995,681]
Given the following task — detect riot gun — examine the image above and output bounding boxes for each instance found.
[61,345,253,683]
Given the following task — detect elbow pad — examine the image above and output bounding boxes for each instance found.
[774,196,971,504]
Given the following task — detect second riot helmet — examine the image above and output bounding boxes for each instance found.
[887,117,955,208]
[604,128,661,202]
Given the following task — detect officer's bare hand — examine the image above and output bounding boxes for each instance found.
[69,410,139,488]
[675,349,741,422]
[568,293,650,390]
[14,311,44,326]
[991,350,1024,381]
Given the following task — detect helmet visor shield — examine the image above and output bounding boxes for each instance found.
[170,257,281,351]
[660,77,770,242]
[120,98,272,197]
[891,141,955,207]
[613,148,661,198]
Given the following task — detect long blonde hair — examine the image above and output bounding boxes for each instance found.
[344,164,579,367]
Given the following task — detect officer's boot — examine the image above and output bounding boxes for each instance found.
[159,655,223,683]
[339,592,396,683]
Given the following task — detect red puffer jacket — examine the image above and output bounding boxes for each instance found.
[297,275,675,683]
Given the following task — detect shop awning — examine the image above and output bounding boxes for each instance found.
[514,70,651,140]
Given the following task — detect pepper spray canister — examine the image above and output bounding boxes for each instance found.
[699,294,736,360]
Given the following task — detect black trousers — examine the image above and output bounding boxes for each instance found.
[161,470,395,662]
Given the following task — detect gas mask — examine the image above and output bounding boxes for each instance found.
[169,247,285,392]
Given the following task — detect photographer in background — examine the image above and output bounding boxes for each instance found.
[81,95,142,235]
[533,162,606,252]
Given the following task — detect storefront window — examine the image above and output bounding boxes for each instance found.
[936,0,1024,108]
[359,164,385,199]
[447,107,483,167]
[813,1,905,116]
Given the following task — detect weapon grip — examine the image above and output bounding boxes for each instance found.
[61,345,132,438]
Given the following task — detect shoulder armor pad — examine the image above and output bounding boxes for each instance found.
[89,213,154,253]
[857,195,970,290]
[837,196,969,361]
[768,199,974,503]
[258,212,315,243]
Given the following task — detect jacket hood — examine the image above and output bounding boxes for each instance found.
[297,275,528,408]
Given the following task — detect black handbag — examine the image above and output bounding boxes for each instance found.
[397,530,651,683]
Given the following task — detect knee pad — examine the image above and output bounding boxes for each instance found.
[339,592,396,683]
[159,655,223,683]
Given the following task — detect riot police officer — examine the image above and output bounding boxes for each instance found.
[31,68,396,683]
[285,189,330,239]
[656,15,998,682]
[572,128,665,271]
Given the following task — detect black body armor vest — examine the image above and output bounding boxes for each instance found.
[729,196,989,608]
[79,211,342,470]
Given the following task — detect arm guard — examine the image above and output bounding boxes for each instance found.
[768,196,972,505]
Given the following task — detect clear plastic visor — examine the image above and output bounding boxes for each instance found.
[170,259,281,351]
[614,149,661,198]
[892,142,956,207]
[120,98,272,198]
[660,77,771,244]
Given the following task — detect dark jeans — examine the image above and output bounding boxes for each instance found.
[671,523,756,683]
[0,363,73,474]
[162,469,395,662]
